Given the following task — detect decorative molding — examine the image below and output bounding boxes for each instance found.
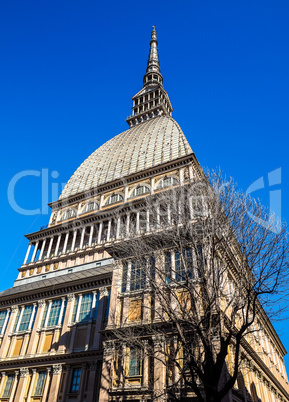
[67,293,75,302]
[38,299,46,307]
[52,364,62,375]
[99,287,109,298]
[11,305,18,313]
[20,367,29,378]
[89,361,97,371]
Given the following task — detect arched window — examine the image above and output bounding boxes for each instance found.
[83,201,98,213]
[132,185,150,197]
[62,209,76,220]
[157,176,179,190]
[106,193,124,206]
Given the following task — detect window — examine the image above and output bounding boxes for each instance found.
[130,261,146,291]
[157,176,178,189]
[105,193,123,205]
[79,293,93,322]
[47,299,64,327]
[175,249,193,282]
[34,372,46,395]
[72,293,95,323]
[132,185,150,197]
[70,368,81,393]
[165,249,194,283]
[129,348,142,376]
[0,310,8,334]
[2,375,14,398]
[18,305,34,332]
[83,202,98,213]
[62,209,76,220]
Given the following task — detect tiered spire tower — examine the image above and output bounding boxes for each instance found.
[126,27,173,127]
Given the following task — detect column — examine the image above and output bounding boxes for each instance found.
[24,243,32,264]
[97,222,103,244]
[167,204,171,225]
[153,336,165,399]
[146,209,150,231]
[47,365,62,402]
[9,371,19,402]
[26,368,37,401]
[55,234,62,256]
[26,300,45,355]
[99,343,113,402]
[75,294,82,322]
[59,294,75,352]
[16,305,25,332]
[58,297,66,326]
[151,177,155,194]
[47,237,54,258]
[14,367,29,401]
[86,362,97,402]
[28,303,37,330]
[92,287,108,349]
[44,300,53,327]
[77,363,87,402]
[71,229,77,251]
[107,220,111,241]
[62,232,70,254]
[0,305,18,358]
[0,372,6,396]
[88,225,94,247]
[143,339,149,388]
[116,216,121,239]
[136,211,140,233]
[39,238,47,260]
[85,291,97,351]
[60,365,71,402]
[126,262,131,292]
[126,213,130,236]
[1,308,10,335]
[31,241,39,263]
[80,227,86,249]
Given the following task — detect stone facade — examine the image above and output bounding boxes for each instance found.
[0,28,288,402]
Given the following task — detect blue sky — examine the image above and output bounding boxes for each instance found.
[1,0,289,360]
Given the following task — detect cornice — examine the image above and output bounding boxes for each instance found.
[0,349,103,370]
[0,273,112,307]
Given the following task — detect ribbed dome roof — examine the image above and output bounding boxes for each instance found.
[59,116,193,200]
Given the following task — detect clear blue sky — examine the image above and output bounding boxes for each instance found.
[1,0,289,360]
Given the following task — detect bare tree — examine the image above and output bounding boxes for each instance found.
[103,170,289,402]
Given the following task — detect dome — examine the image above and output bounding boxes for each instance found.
[59,116,193,200]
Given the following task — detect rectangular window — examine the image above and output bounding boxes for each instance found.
[175,248,194,282]
[128,299,142,322]
[47,299,62,327]
[70,368,81,393]
[129,348,142,376]
[0,310,8,333]
[18,305,34,332]
[2,375,14,398]
[34,372,46,395]
[130,261,145,291]
[78,293,93,322]
[175,251,185,282]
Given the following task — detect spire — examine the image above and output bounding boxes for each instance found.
[126,27,173,127]
[143,26,163,86]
